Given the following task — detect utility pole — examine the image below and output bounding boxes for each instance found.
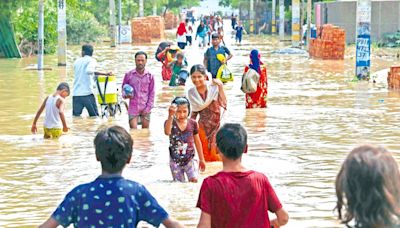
[109,0,116,47]
[272,0,276,34]
[355,0,371,80]
[306,0,312,50]
[292,0,301,47]
[139,0,144,17]
[250,0,254,34]
[118,0,122,44]
[57,0,67,66]
[38,0,44,70]
[279,0,284,40]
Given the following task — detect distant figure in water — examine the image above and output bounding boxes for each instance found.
[39,125,184,228]
[235,21,247,44]
[243,49,268,108]
[335,145,400,228]
[31,82,70,139]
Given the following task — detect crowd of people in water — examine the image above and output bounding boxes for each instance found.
[31,14,400,228]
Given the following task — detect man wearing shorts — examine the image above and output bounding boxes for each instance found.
[122,51,155,129]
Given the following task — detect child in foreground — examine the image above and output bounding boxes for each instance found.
[164,97,206,182]
[196,123,289,228]
[31,82,70,139]
[39,125,184,228]
[335,145,400,228]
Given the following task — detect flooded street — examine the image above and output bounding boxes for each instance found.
[0,23,400,227]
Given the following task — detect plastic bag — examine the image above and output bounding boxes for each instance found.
[216,64,234,83]
[241,68,260,93]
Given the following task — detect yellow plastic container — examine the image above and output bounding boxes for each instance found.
[97,76,118,104]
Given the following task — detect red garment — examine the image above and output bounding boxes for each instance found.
[197,171,282,228]
[157,51,172,81]
[244,64,268,108]
[177,22,187,36]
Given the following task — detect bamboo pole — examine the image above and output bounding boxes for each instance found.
[306,0,311,50]
[118,0,122,44]
[57,0,67,66]
[109,0,116,47]
[38,0,44,70]
[279,0,284,40]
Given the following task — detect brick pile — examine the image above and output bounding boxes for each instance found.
[164,12,180,29]
[131,16,165,43]
[387,66,400,89]
[145,16,165,39]
[309,24,346,60]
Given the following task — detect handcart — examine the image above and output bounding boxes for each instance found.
[96,75,128,118]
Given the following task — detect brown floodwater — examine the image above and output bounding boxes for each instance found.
[0,23,399,228]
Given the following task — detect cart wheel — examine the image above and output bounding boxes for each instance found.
[101,105,109,118]
[108,104,116,117]
[117,103,122,114]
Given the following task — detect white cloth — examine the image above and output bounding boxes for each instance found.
[214,21,223,32]
[186,25,193,35]
[73,55,97,96]
[188,84,219,112]
[177,34,187,43]
[44,94,62,129]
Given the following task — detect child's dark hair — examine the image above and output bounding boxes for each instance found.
[216,123,247,160]
[190,64,207,76]
[335,145,400,228]
[172,97,191,116]
[135,51,148,59]
[82,44,93,56]
[176,52,184,59]
[94,125,133,174]
[57,82,70,93]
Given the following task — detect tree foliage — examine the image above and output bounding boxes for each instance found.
[2,0,200,56]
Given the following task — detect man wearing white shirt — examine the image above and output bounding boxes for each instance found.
[72,44,111,117]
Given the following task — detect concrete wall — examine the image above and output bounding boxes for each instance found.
[316,0,400,43]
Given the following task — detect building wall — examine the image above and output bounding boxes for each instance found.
[316,0,400,43]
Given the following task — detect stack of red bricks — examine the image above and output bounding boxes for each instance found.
[309,24,346,60]
[387,66,400,89]
[146,16,165,40]
[164,12,180,29]
[131,16,165,43]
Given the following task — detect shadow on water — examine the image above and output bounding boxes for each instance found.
[0,20,399,227]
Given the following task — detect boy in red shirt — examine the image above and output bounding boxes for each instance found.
[196,123,289,228]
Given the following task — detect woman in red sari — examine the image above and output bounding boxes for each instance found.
[243,49,268,108]
[157,45,179,81]
[188,64,227,162]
